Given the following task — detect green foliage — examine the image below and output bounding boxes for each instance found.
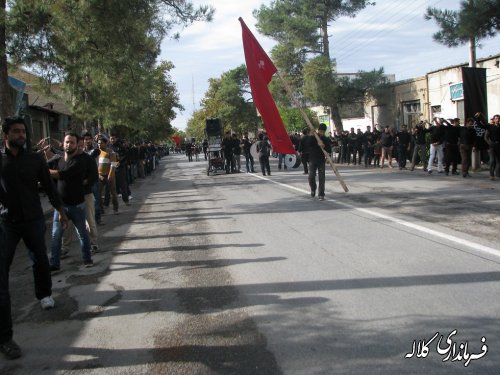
[254,0,382,131]
[425,0,500,47]
[5,0,213,140]
[187,65,260,137]
[279,106,318,133]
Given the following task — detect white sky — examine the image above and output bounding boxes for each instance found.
[161,0,500,131]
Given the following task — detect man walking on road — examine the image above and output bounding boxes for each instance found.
[0,117,68,360]
[49,133,93,271]
[306,123,332,201]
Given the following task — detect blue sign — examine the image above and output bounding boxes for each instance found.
[450,82,463,101]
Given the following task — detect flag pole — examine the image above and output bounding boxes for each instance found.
[275,71,349,193]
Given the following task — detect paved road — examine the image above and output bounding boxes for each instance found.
[2,154,499,374]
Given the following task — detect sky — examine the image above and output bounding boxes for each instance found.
[161,0,500,131]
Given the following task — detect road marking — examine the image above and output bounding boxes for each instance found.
[252,174,500,258]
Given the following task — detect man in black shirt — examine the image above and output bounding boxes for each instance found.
[241,133,255,173]
[305,123,332,201]
[486,114,500,180]
[443,118,461,175]
[410,122,428,171]
[427,118,446,174]
[459,118,476,177]
[362,126,375,168]
[109,134,129,204]
[298,128,311,174]
[396,125,411,170]
[0,117,68,359]
[49,133,93,271]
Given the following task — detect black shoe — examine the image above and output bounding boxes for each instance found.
[445,171,449,176]
[83,259,94,268]
[318,196,325,201]
[311,190,316,197]
[452,171,459,175]
[0,339,22,360]
[428,170,432,174]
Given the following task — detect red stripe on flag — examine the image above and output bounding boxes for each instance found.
[239,17,296,155]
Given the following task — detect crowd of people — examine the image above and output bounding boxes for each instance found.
[0,117,166,359]
[187,113,499,183]
[324,113,500,179]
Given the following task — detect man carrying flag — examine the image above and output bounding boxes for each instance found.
[239,17,349,193]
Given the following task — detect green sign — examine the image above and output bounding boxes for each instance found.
[450,82,463,101]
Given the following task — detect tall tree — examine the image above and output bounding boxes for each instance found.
[0,0,12,120]
[254,0,375,131]
[426,0,500,67]
[3,0,213,136]
[187,65,260,137]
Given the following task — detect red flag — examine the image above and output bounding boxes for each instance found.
[239,17,295,155]
[171,135,182,146]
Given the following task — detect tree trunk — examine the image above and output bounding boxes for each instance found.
[0,0,13,121]
[330,102,343,132]
[320,13,343,132]
[468,37,476,67]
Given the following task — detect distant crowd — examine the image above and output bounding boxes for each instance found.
[179,113,500,181]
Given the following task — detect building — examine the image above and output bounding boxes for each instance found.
[370,53,500,129]
[8,68,72,147]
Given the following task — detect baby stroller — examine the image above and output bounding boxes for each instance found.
[205,118,225,175]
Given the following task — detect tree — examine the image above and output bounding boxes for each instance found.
[254,0,377,131]
[187,65,260,137]
[2,0,213,136]
[426,0,500,66]
[0,0,12,120]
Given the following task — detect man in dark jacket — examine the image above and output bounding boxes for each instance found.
[410,121,428,171]
[427,118,446,174]
[298,127,311,174]
[442,118,461,175]
[459,118,476,177]
[49,133,93,271]
[305,123,332,201]
[0,117,68,359]
[396,125,411,169]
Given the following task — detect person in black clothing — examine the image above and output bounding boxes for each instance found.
[185,141,194,162]
[379,127,394,168]
[298,127,311,174]
[305,123,332,200]
[472,112,489,166]
[231,134,241,173]
[240,133,255,173]
[0,117,68,359]
[442,118,461,175]
[396,125,411,169]
[362,126,375,168]
[426,118,446,174]
[221,132,234,174]
[109,134,129,204]
[49,133,93,271]
[459,118,476,177]
[202,139,209,160]
[485,114,500,180]
[256,133,271,176]
[410,121,428,171]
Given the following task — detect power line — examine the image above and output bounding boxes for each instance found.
[334,0,445,63]
[331,0,414,50]
[335,1,438,62]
